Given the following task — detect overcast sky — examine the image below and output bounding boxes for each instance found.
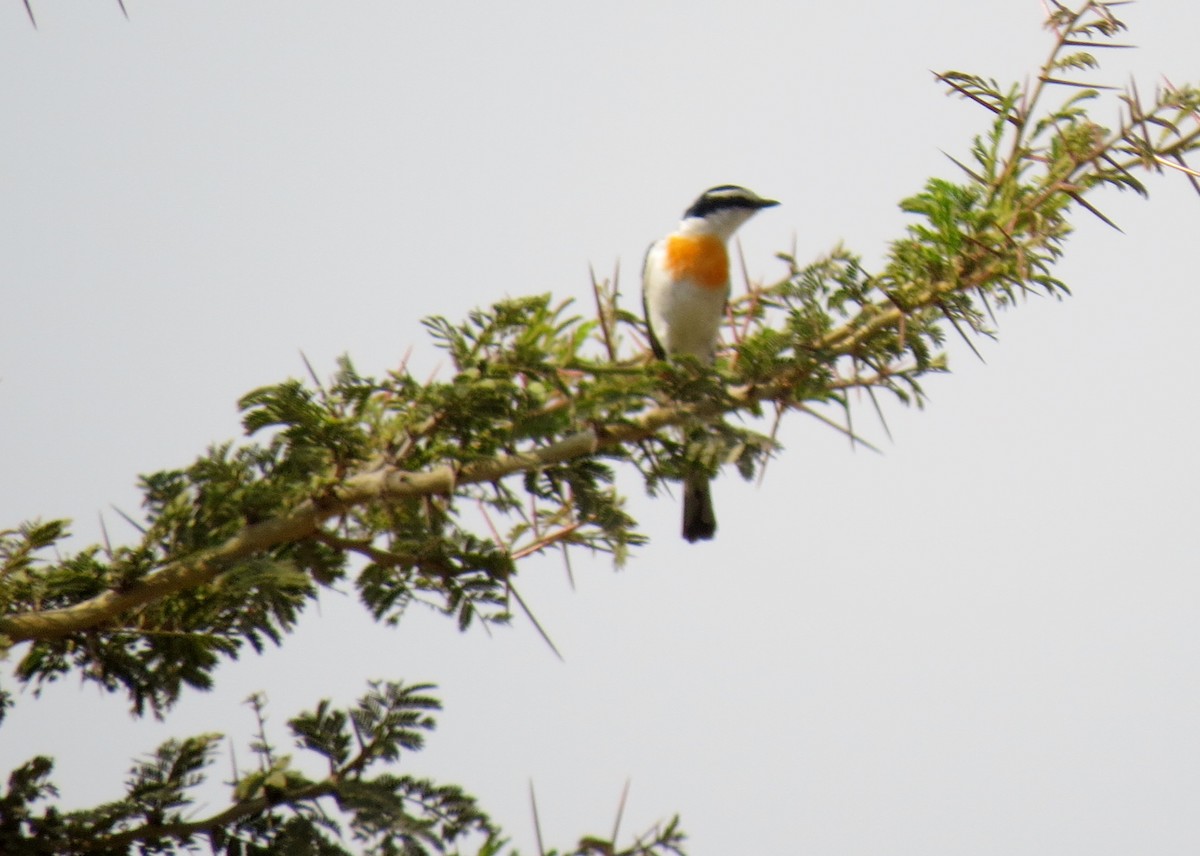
[3,2,1199,854]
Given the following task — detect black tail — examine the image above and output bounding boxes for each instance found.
[682,474,717,542]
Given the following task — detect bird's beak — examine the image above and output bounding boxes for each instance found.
[757,198,780,209]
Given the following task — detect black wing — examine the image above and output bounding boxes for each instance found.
[641,242,666,360]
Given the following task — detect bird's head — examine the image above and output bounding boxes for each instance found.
[680,185,779,240]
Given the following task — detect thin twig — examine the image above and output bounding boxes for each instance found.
[590,263,618,362]
[530,782,546,856]
[508,581,563,660]
[611,779,632,846]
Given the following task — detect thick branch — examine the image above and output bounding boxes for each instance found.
[0,252,1054,647]
[0,413,669,643]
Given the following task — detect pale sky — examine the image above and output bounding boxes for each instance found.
[3,2,1199,854]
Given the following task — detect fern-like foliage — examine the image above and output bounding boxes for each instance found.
[0,683,492,855]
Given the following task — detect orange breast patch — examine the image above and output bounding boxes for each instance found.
[664,234,729,290]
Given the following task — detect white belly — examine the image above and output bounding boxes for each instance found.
[643,242,730,362]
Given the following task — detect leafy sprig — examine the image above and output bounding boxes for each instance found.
[0,682,685,856]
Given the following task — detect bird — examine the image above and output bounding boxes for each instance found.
[642,184,779,542]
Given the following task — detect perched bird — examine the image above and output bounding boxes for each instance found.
[642,185,779,542]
